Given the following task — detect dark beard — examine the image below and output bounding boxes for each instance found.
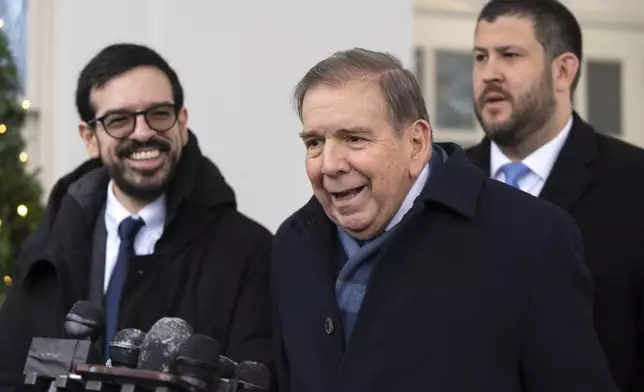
[101,137,177,202]
[474,70,556,148]
[106,161,175,202]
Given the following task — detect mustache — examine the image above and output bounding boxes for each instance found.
[116,138,172,158]
[478,85,512,107]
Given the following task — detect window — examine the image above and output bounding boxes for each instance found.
[414,46,425,95]
[586,60,622,135]
[435,50,474,130]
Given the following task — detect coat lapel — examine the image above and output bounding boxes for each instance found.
[538,114,597,210]
[465,139,491,177]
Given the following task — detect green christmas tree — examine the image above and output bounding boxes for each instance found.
[0,23,44,295]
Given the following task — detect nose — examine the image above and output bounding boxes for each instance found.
[130,113,157,141]
[479,58,503,84]
[320,141,350,177]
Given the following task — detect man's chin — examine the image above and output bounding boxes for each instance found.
[487,127,524,148]
[482,117,515,138]
[335,213,379,240]
[112,169,172,202]
[482,110,511,126]
[116,180,168,202]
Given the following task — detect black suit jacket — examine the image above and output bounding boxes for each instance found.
[271,142,618,392]
[467,112,644,392]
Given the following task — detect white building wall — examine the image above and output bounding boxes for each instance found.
[23,0,414,232]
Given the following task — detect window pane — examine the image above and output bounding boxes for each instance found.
[414,47,425,95]
[0,0,28,93]
[435,50,474,130]
[586,60,621,135]
[572,92,578,111]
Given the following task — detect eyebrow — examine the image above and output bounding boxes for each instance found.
[299,127,372,139]
[473,45,521,53]
[98,100,175,117]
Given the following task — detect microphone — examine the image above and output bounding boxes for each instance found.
[233,361,271,391]
[63,301,105,341]
[68,315,272,392]
[22,301,105,392]
[107,328,146,368]
[216,355,238,380]
[214,360,272,392]
[72,317,199,392]
[175,334,222,390]
[136,317,194,373]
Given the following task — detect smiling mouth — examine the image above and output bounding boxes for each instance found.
[128,148,162,161]
[331,186,366,201]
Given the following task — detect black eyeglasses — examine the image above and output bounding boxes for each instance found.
[89,103,180,139]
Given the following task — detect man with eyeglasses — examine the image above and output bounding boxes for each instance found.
[0,43,273,389]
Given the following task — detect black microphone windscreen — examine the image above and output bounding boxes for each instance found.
[69,301,105,325]
[177,334,221,368]
[136,317,193,373]
[108,328,146,368]
[217,355,238,379]
[175,334,221,387]
[234,361,271,391]
[63,300,105,341]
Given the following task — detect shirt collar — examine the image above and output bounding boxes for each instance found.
[384,161,430,231]
[105,180,167,236]
[491,115,573,180]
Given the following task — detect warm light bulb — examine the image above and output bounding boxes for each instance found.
[0,218,2,227]
[0,124,6,134]
[17,205,28,217]
[21,99,31,110]
[19,152,28,163]
[3,276,12,286]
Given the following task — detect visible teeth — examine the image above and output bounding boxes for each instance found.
[130,149,160,161]
[333,186,363,200]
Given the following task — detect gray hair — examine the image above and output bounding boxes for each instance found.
[293,48,429,133]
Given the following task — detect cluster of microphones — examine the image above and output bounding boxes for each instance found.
[21,301,271,392]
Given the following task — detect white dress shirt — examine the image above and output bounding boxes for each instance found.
[103,180,166,293]
[384,162,430,231]
[490,116,573,197]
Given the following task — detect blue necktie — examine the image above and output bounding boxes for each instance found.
[104,217,144,357]
[499,162,531,188]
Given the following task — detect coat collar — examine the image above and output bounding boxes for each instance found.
[466,111,597,211]
[419,142,484,218]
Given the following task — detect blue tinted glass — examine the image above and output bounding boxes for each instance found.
[0,0,28,93]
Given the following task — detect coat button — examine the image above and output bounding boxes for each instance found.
[324,317,334,335]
